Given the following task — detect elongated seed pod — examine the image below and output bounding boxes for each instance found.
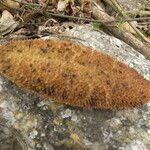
[0,39,150,109]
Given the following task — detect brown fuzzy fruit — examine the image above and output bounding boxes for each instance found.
[0,39,150,109]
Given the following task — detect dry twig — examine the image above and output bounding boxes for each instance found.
[91,1,150,59]
[109,0,150,44]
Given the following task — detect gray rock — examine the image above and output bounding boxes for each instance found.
[116,0,149,11]
[0,25,150,150]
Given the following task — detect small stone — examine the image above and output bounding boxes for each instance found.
[41,133,45,137]
[110,118,122,128]
[147,130,150,135]
[71,114,78,122]
[37,101,46,107]
[36,143,42,148]
[29,130,38,139]
[43,106,48,110]
[61,109,72,118]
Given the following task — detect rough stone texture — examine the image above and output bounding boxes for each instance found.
[0,25,150,150]
[117,0,149,11]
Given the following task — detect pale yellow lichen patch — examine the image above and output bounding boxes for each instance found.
[48,102,64,112]
[53,117,63,126]
[65,132,83,149]
[14,114,37,132]
[70,133,80,143]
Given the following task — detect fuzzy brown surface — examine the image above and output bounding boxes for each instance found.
[0,39,150,109]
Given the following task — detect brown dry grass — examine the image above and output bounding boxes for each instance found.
[0,39,150,109]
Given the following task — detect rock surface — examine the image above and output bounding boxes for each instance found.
[0,25,150,150]
[117,0,149,11]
